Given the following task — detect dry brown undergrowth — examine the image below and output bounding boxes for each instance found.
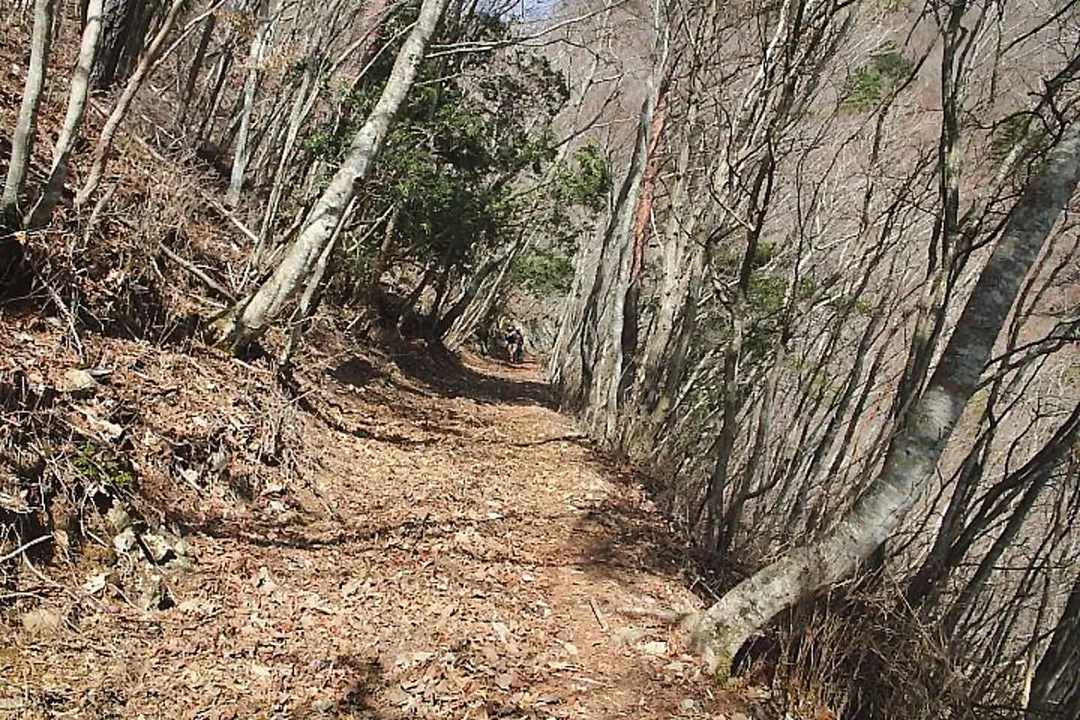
[1,314,766,718]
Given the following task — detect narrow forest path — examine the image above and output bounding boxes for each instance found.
[5,348,736,720]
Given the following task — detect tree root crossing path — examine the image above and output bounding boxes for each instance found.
[5,348,738,719]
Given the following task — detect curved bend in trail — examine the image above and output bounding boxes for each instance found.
[7,352,733,719]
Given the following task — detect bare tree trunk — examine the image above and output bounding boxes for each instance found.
[2,0,56,219]
[196,45,232,146]
[213,0,450,348]
[619,90,667,403]
[436,238,525,340]
[254,60,315,261]
[366,204,400,288]
[443,237,526,349]
[225,0,277,208]
[75,0,187,206]
[175,13,215,131]
[636,125,698,409]
[581,21,669,442]
[690,120,1080,678]
[1028,574,1080,718]
[25,0,105,228]
[90,0,146,90]
[281,197,356,362]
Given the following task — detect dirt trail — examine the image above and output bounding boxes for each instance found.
[3,347,735,719]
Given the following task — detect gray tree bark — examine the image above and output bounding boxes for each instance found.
[690,120,1080,678]
[25,0,105,228]
[175,13,215,131]
[213,0,450,347]
[2,0,56,218]
[1028,574,1080,718]
[76,0,187,206]
[225,0,277,208]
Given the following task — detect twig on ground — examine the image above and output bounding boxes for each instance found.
[41,278,84,360]
[158,242,237,301]
[0,534,52,564]
[589,596,609,631]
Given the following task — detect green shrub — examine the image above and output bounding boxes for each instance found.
[842,43,914,111]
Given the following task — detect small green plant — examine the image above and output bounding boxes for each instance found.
[988,113,1048,173]
[72,443,137,491]
[559,141,612,212]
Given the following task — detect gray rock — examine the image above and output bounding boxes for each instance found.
[613,626,645,645]
[59,369,99,396]
[136,572,172,611]
[166,555,194,574]
[22,608,63,636]
[113,528,137,554]
[140,531,175,564]
[105,504,132,532]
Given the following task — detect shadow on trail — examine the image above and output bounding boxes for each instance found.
[277,651,385,718]
[568,459,735,601]
[182,514,438,552]
[390,343,556,408]
[572,493,693,581]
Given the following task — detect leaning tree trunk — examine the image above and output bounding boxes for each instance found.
[690,120,1080,678]
[1,0,56,219]
[75,0,187,206]
[435,238,525,340]
[25,0,105,228]
[175,13,215,132]
[1027,573,1080,719]
[212,0,449,348]
[579,31,668,443]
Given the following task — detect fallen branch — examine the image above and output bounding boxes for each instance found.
[589,596,609,631]
[0,534,52,565]
[42,276,84,361]
[158,242,237,301]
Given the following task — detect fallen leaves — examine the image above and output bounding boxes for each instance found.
[2,338,742,719]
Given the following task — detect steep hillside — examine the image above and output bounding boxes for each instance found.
[0,5,756,718]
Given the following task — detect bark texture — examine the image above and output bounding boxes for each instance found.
[690,120,1080,677]
[89,0,147,90]
[213,0,450,347]
[1028,574,1080,718]
[26,0,106,228]
[76,0,187,206]
[2,0,56,217]
[225,0,277,208]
